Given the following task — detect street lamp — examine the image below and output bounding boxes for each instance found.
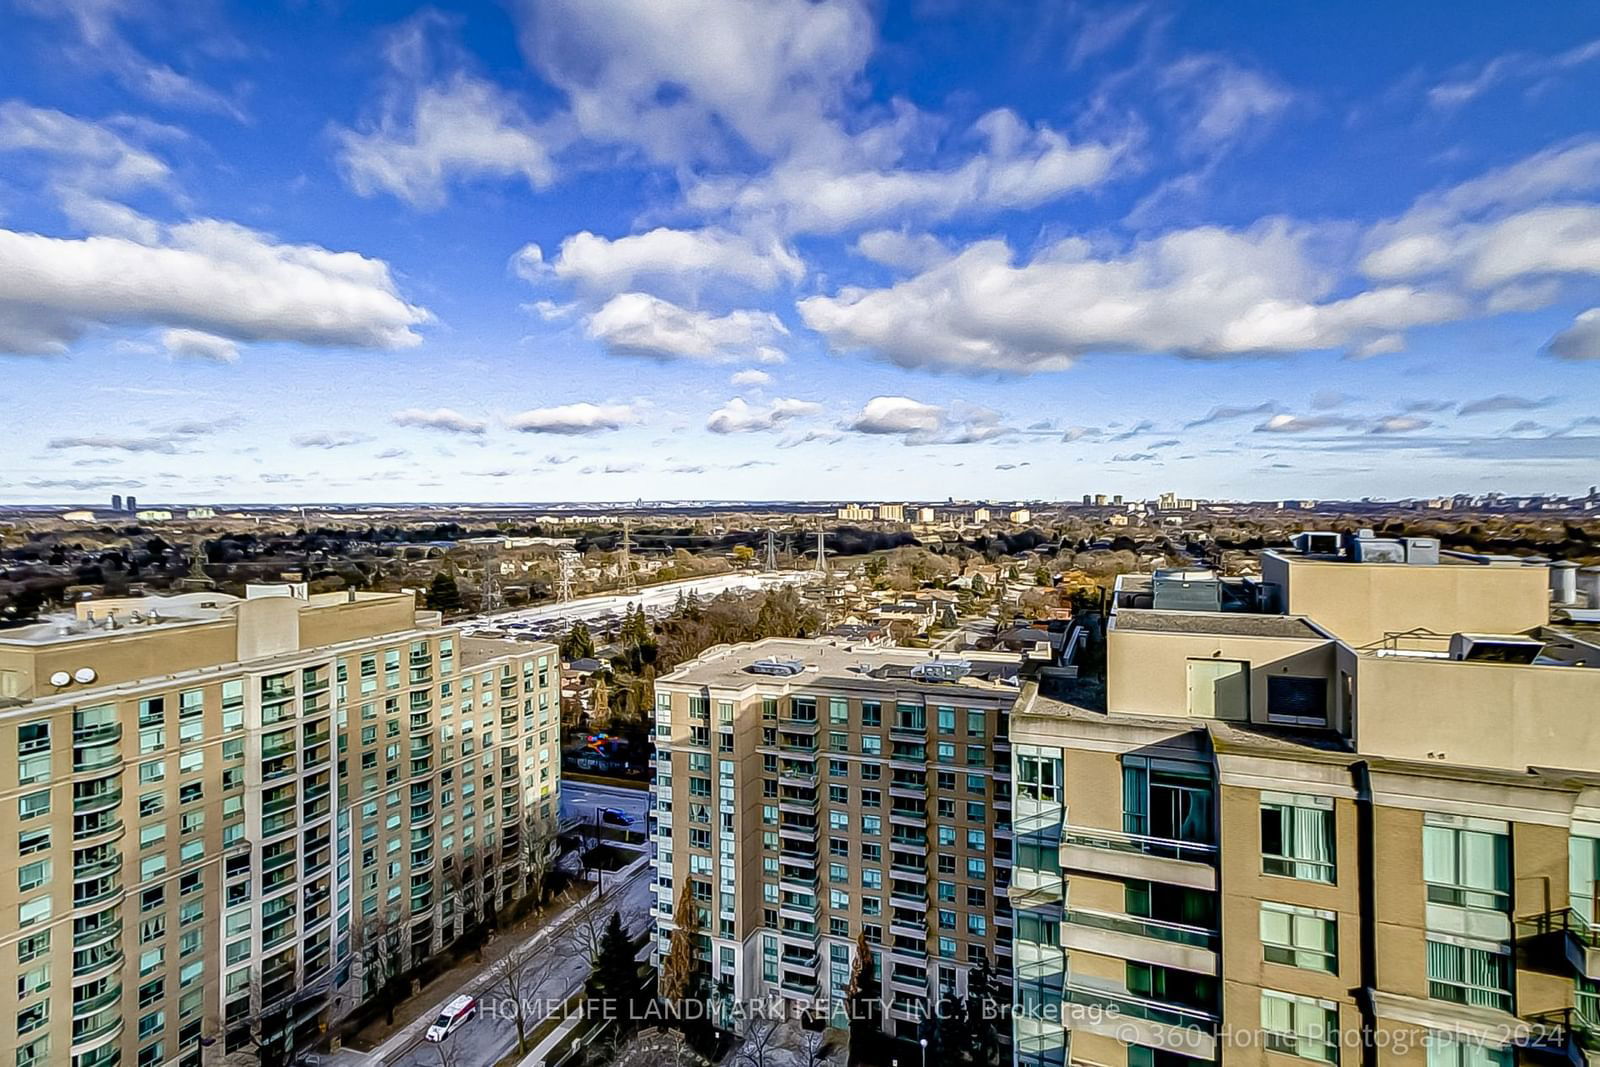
[920,1037,928,1067]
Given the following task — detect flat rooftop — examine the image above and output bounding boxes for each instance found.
[1114,609,1326,640]
[659,637,1022,692]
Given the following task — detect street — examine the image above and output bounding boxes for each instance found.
[378,861,656,1067]
[464,571,811,635]
[560,780,650,831]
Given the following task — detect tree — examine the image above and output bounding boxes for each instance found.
[964,958,1001,1067]
[843,930,881,1067]
[799,1021,832,1067]
[737,1017,782,1067]
[590,676,612,729]
[660,885,704,1027]
[588,911,641,1024]
[732,545,756,566]
[519,810,560,909]
[357,913,408,1026]
[428,571,463,613]
[486,930,564,1055]
[932,989,971,1066]
[1034,565,1052,587]
[562,621,596,661]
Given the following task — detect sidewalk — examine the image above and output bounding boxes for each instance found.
[327,852,653,1067]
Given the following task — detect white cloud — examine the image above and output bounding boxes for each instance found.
[292,431,372,450]
[1369,415,1431,434]
[687,108,1119,235]
[799,223,1462,373]
[1159,55,1294,153]
[525,227,805,297]
[161,328,238,363]
[505,402,643,434]
[514,0,874,165]
[1548,308,1600,360]
[1255,414,1360,434]
[705,396,821,433]
[0,219,430,356]
[392,407,488,434]
[1457,394,1551,417]
[730,369,771,387]
[853,230,952,271]
[842,396,1010,444]
[1427,38,1600,111]
[336,15,563,209]
[584,292,787,362]
[0,101,172,194]
[15,0,245,119]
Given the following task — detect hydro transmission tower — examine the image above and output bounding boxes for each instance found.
[619,518,637,592]
[556,551,577,602]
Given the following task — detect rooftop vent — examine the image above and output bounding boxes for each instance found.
[746,657,806,677]
[1449,632,1545,664]
[1349,536,1406,564]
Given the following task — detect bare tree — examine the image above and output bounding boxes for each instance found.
[484,930,566,1055]
[520,809,561,909]
[799,1020,832,1067]
[357,912,408,1025]
[737,1017,782,1067]
[659,885,703,1010]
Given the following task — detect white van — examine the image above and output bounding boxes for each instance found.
[425,995,478,1042]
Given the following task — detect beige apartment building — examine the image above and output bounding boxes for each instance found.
[1010,535,1600,1067]
[0,584,559,1067]
[651,639,1021,1035]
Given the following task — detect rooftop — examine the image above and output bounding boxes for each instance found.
[1113,609,1326,640]
[659,637,1022,693]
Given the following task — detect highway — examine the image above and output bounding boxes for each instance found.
[464,570,811,636]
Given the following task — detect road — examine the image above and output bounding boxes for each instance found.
[465,571,810,635]
[384,861,656,1067]
[560,780,650,831]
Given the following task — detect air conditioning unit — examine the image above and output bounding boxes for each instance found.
[1402,537,1441,565]
[1293,531,1342,556]
[910,659,971,682]
[1350,538,1405,564]
[1448,633,1545,664]
[746,658,805,677]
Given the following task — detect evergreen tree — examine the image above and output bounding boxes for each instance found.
[561,621,596,661]
[933,990,971,1066]
[427,571,463,613]
[964,958,1001,1067]
[588,911,640,1023]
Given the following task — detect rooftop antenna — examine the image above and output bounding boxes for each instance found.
[764,528,778,572]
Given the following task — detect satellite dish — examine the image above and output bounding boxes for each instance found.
[50,671,71,687]
[74,667,98,684]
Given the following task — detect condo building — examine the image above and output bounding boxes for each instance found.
[651,638,1022,1035]
[1009,534,1600,1067]
[0,584,559,1067]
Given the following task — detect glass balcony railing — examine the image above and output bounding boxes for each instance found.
[1063,983,1217,1029]
[1064,909,1218,949]
[1062,824,1217,864]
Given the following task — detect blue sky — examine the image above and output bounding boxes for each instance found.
[2,0,1598,505]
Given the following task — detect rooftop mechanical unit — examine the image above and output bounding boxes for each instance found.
[909,659,972,682]
[1151,569,1222,612]
[745,657,806,677]
[1292,531,1343,556]
[1448,633,1545,664]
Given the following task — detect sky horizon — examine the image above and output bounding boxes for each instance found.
[3,0,1599,506]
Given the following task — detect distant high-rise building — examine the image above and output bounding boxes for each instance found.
[125,494,138,512]
[876,503,906,522]
[111,494,122,511]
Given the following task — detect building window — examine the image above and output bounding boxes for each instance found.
[1426,1036,1511,1067]
[1260,902,1337,973]
[1016,746,1062,805]
[1423,815,1510,912]
[1124,756,1213,844]
[1261,990,1339,1063]
[1427,939,1512,1012]
[1261,793,1334,883]
[1267,676,1328,726]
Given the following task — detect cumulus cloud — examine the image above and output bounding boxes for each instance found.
[1456,394,1552,417]
[799,223,1462,374]
[0,219,430,356]
[584,292,787,362]
[392,407,488,434]
[292,431,372,450]
[521,227,804,297]
[1184,401,1276,428]
[843,396,1011,445]
[505,402,642,434]
[161,328,238,364]
[705,396,822,433]
[853,230,952,271]
[336,13,563,209]
[687,108,1120,235]
[730,369,771,388]
[1548,308,1600,360]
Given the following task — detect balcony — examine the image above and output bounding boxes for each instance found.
[1519,1007,1600,1064]
[1061,909,1219,976]
[1063,983,1217,1061]
[1060,825,1217,891]
[72,785,122,814]
[1519,909,1600,981]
